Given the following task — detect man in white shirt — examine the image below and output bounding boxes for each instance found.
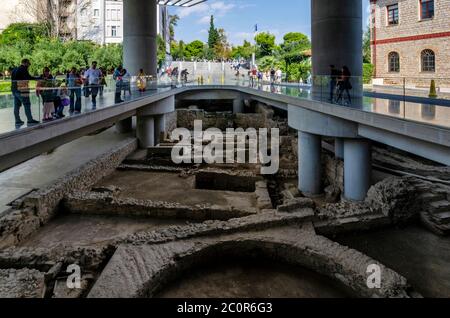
[84,61,103,108]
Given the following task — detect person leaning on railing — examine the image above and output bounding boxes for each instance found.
[36,67,56,122]
[67,67,83,115]
[11,58,40,126]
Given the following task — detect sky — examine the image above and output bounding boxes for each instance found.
[170,0,371,46]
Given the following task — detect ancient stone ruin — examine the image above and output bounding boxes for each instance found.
[0,101,449,298]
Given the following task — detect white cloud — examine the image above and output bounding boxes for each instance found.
[197,15,212,25]
[177,1,236,19]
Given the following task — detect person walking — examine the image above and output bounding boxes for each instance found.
[336,66,353,105]
[329,65,340,103]
[113,65,124,103]
[84,61,102,108]
[11,58,40,126]
[68,67,83,114]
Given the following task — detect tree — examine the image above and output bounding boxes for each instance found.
[157,34,166,67]
[214,29,231,60]
[91,44,123,72]
[14,0,94,40]
[231,40,253,60]
[0,23,49,46]
[171,40,185,60]
[207,15,219,59]
[169,14,179,43]
[363,29,371,64]
[184,40,205,60]
[255,32,276,58]
[279,32,311,81]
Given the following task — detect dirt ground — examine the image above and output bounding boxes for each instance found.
[96,170,257,209]
[19,214,186,249]
[156,259,352,298]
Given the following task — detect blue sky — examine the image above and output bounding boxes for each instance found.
[170,0,371,46]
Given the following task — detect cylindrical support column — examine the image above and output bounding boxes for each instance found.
[298,132,323,196]
[311,0,363,103]
[115,117,133,134]
[344,139,372,201]
[137,116,155,148]
[335,138,344,159]
[154,114,166,145]
[233,99,244,114]
[123,0,157,77]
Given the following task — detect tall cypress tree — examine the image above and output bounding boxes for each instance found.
[207,15,219,58]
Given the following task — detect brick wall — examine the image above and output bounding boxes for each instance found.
[371,0,450,82]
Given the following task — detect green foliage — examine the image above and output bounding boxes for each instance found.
[255,32,276,58]
[257,56,281,72]
[207,15,219,56]
[171,40,185,60]
[363,29,371,64]
[184,40,205,60]
[90,44,123,72]
[231,40,253,60]
[0,23,50,46]
[278,32,311,81]
[157,34,166,67]
[363,63,374,84]
[169,15,179,42]
[0,22,125,75]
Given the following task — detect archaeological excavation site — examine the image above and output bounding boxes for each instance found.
[0,98,449,299]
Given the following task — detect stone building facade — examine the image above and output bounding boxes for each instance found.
[370,0,450,88]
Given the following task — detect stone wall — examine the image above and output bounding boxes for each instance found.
[0,138,138,249]
[177,109,233,131]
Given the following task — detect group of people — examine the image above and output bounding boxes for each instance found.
[329,65,353,105]
[11,59,107,125]
[232,62,284,86]
[160,65,189,82]
[11,59,148,126]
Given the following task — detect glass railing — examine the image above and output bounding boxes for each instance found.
[189,73,450,129]
[0,73,449,137]
[0,76,189,135]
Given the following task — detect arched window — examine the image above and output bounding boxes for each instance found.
[388,52,400,72]
[421,49,435,72]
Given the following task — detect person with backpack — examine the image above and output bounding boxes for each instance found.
[11,59,40,126]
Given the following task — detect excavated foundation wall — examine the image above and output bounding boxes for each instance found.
[0,139,138,249]
[177,109,233,130]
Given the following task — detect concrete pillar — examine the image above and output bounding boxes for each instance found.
[137,116,155,148]
[154,114,166,145]
[298,132,322,196]
[233,99,244,114]
[335,138,344,159]
[344,139,372,201]
[123,0,157,77]
[115,117,133,134]
[311,0,363,103]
